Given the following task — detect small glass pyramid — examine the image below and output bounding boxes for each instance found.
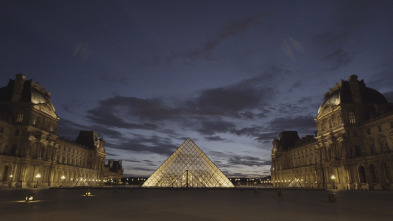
[142,138,234,188]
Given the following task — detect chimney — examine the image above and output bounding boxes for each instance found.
[348,75,362,103]
[11,73,26,102]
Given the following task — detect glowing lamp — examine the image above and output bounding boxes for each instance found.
[25,193,35,201]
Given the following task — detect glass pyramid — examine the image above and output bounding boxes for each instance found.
[142,138,234,188]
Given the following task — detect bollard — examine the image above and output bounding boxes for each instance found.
[254,189,258,194]
[277,190,282,197]
[328,192,336,203]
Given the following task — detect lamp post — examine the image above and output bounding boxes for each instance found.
[330,175,336,189]
[35,174,41,188]
[9,174,13,188]
[61,175,65,187]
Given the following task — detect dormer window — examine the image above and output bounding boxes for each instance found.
[349,112,356,124]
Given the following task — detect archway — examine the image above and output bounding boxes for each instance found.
[358,166,367,183]
[369,164,377,183]
[2,165,9,182]
[381,163,390,182]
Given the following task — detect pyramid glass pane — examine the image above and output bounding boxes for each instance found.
[142,138,234,188]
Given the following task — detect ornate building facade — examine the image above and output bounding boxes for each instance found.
[271,75,393,190]
[0,74,123,188]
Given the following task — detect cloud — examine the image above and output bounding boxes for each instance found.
[228,155,271,167]
[188,71,282,114]
[56,118,89,140]
[288,82,302,93]
[281,37,304,61]
[197,120,236,135]
[192,86,264,112]
[232,126,263,137]
[323,49,352,70]
[57,118,126,142]
[86,97,163,128]
[204,136,226,141]
[269,115,316,132]
[107,134,176,156]
[298,96,313,103]
[168,15,262,61]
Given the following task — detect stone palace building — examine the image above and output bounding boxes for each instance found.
[0,74,123,188]
[271,75,393,190]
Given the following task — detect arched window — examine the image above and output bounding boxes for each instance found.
[358,166,367,183]
[369,164,377,183]
[2,165,9,182]
[381,163,390,181]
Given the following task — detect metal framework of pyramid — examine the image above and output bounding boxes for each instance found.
[142,138,234,188]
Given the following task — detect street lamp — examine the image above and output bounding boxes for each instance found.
[330,175,336,189]
[35,174,41,188]
[9,175,13,188]
[61,175,65,187]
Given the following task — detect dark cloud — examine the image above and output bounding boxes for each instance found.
[315,0,381,48]
[254,132,280,143]
[314,1,384,71]
[86,96,162,128]
[298,97,313,103]
[228,156,271,167]
[197,120,236,135]
[189,71,281,114]
[105,152,118,157]
[288,82,302,92]
[56,118,88,140]
[107,135,176,156]
[192,87,262,112]
[232,126,263,137]
[168,15,262,61]
[204,136,226,141]
[86,71,281,138]
[269,115,316,132]
[323,49,352,70]
[57,118,126,142]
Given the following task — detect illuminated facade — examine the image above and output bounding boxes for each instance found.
[143,138,234,188]
[0,74,123,188]
[271,75,393,190]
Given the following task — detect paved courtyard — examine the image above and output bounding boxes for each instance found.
[1,188,392,221]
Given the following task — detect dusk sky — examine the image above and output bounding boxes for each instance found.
[1,0,393,177]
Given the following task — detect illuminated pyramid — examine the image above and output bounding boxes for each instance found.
[142,138,234,188]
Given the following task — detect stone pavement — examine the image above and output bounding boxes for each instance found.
[0,188,392,221]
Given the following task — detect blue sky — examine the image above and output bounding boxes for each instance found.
[1,0,393,177]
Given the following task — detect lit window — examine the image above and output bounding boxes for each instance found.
[17,113,23,123]
[349,112,356,124]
